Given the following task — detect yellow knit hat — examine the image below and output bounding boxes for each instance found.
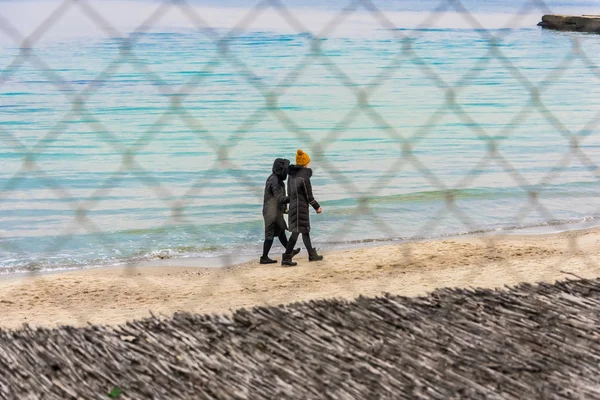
[296,149,311,166]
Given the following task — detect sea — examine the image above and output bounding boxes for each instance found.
[1,0,600,274]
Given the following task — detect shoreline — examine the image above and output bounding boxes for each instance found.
[1,226,599,329]
[3,220,599,280]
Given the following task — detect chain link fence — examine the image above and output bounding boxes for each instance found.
[0,0,599,326]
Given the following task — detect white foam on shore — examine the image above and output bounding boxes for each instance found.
[136,220,600,270]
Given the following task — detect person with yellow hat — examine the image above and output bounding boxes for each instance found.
[281,149,324,266]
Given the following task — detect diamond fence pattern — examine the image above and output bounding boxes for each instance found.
[0,0,599,325]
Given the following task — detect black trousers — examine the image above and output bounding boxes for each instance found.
[262,232,289,258]
[284,232,314,256]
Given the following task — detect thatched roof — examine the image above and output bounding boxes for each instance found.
[2,278,600,399]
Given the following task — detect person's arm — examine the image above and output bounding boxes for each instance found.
[302,177,321,212]
[270,177,289,205]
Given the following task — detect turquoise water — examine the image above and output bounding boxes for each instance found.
[1,1,600,273]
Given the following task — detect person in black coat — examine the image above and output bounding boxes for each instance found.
[282,149,324,267]
[261,158,300,264]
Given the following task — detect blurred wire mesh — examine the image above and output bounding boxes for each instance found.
[0,0,599,324]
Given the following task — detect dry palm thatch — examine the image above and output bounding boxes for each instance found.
[1,278,600,399]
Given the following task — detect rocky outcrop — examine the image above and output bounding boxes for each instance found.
[538,14,600,33]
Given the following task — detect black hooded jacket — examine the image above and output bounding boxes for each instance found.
[262,158,290,239]
[287,164,320,234]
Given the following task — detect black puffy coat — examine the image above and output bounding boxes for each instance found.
[287,164,320,234]
[262,158,290,240]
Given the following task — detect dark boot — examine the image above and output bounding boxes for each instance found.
[308,248,324,262]
[260,256,277,265]
[281,253,297,267]
[292,248,301,257]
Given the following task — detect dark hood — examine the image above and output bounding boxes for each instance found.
[272,158,290,180]
[288,164,312,178]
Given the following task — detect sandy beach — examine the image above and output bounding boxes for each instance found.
[1,227,599,330]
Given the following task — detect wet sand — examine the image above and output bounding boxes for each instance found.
[1,228,599,329]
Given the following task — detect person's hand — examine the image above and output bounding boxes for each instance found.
[317,207,323,214]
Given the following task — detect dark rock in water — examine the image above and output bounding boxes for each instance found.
[538,14,600,33]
